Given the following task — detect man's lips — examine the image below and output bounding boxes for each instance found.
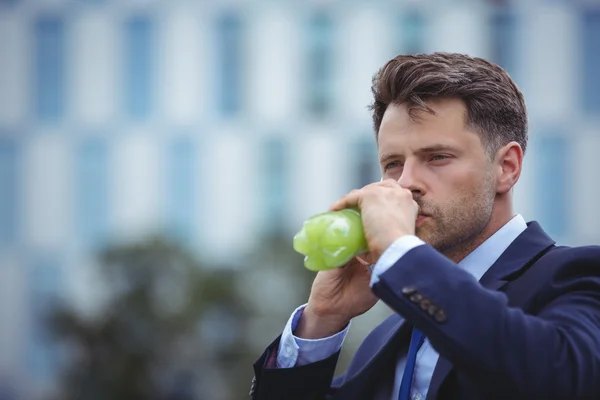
[416,214,430,226]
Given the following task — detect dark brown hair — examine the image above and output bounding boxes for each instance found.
[369,52,528,157]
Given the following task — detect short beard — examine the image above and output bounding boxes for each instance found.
[417,171,496,262]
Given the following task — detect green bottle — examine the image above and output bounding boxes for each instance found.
[293,208,368,271]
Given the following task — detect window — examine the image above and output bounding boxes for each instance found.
[307,13,334,118]
[76,137,109,248]
[398,10,426,55]
[165,136,196,243]
[354,135,379,189]
[216,12,243,117]
[582,8,600,114]
[27,257,63,382]
[490,7,518,78]
[125,15,154,120]
[0,137,18,245]
[35,16,65,122]
[0,383,16,400]
[262,137,287,232]
[535,134,569,238]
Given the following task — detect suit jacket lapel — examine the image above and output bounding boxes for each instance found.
[338,315,412,400]
[426,357,453,400]
[478,222,555,288]
[345,316,410,382]
[425,221,555,399]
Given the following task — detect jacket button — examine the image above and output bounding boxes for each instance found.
[427,304,438,316]
[409,293,423,303]
[419,298,431,311]
[402,286,417,295]
[434,309,447,323]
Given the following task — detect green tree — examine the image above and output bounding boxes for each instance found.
[48,237,252,400]
[47,233,317,400]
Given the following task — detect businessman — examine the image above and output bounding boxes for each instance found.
[250,52,600,399]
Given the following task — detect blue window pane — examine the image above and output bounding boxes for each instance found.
[262,138,287,231]
[166,137,196,243]
[0,383,16,400]
[76,137,109,248]
[535,135,569,238]
[34,16,65,122]
[125,16,154,119]
[354,135,379,189]
[216,13,243,117]
[0,138,19,245]
[0,0,18,7]
[398,11,426,55]
[490,8,518,79]
[582,9,600,115]
[27,257,63,382]
[307,13,334,117]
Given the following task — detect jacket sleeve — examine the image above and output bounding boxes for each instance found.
[371,244,600,399]
[251,335,341,400]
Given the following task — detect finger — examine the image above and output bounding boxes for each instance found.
[355,255,371,266]
[349,256,373,274]
[329,189,362,211]
[340,257,370,274]
[356,252,376,265]
[412,199,420,218]
[379,178,400,187]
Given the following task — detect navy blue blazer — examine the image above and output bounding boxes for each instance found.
[251,222,600,399]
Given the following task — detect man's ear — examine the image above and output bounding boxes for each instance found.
[495,141,523,194]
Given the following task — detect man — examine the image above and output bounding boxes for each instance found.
[250,53,600,399]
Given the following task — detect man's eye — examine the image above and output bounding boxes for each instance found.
[384,162,402,171]
[430,154,449,162]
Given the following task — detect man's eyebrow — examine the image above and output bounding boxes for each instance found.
[415,144,460,154]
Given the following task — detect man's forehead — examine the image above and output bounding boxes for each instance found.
[380,99,468,129]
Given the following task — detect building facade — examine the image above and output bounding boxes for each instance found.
[0,0,599,398]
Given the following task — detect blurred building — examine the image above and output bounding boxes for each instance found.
[0,0,599,398]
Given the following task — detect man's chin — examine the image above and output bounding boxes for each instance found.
[415,222,431,238]
[414,228,432,244]
[415,226,443,250]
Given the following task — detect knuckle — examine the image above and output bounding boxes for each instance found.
[347,189,360,197]
[398,188,412,198]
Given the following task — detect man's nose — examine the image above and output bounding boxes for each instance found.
[397,161,424,195]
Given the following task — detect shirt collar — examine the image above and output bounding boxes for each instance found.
[458,214,528,281]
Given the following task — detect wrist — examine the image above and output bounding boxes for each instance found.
[373,232,411,259]
[294,305,350,339]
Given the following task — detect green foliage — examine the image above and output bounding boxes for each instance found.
[48,234,314,400]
